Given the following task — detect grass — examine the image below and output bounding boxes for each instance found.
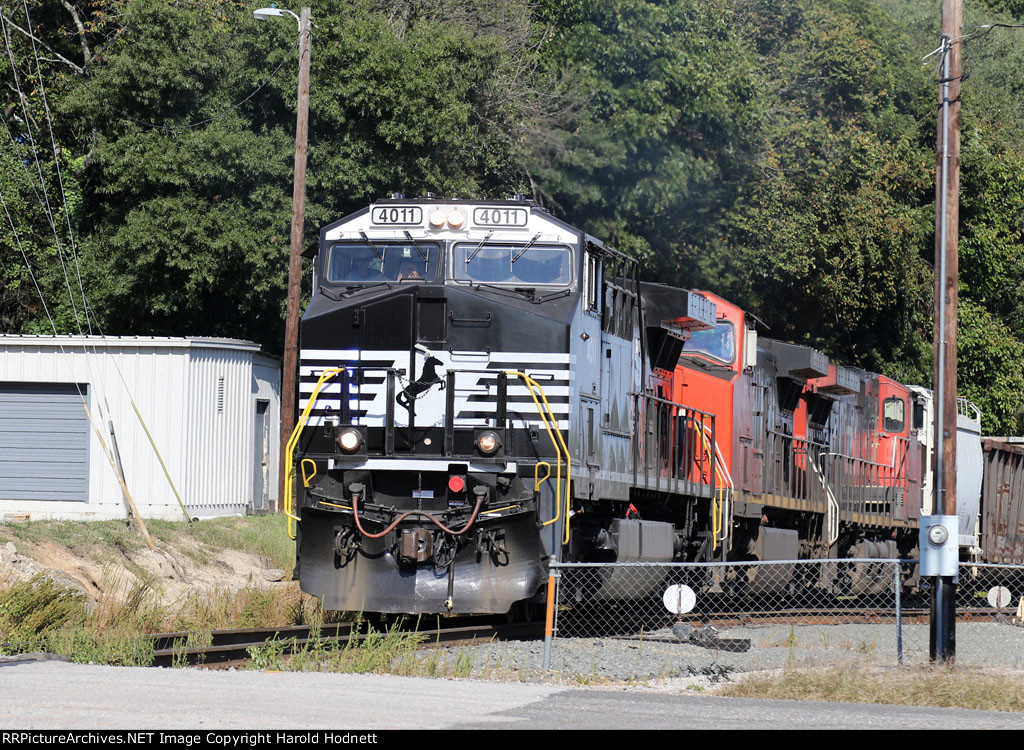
[245,621,480,676]
[1,514,295,573]
[145,515,296,573]
[0,576,154,665]
[716,665,1024,713]
[0,514,328,664]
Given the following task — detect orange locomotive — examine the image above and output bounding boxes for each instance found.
[653,287,965,579]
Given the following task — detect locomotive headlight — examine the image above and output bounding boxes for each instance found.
[476,431,501,456]
[429,209,446,229]
[928,524,949,546]
[337,428,363,454]
[446,209,466,229]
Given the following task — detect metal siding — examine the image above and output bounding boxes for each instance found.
[184,348,252,513]
[0,383,89,501]
[981,440,1024,563]
[0,337,264,520]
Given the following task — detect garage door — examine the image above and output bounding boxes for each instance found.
[0,382,89,501]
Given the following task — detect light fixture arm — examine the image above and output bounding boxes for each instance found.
[253,7,301,30]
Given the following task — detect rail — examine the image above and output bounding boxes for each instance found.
[285,367,346,539]
[630,393,717,501]
[506,371,573,546]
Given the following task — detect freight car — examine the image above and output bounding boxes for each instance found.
[285,196,1021,614]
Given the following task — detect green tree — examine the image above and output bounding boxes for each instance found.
[529,0,765,265]
[64,0,547,348]
[709,0,935,383]
[0,0,98,334]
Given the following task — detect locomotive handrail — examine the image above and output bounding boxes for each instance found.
[285,365,406,539]
[957,397,982,423]
[284,367,347,539]
[507,371,573,546]
[300,459,317,488]
[809,455,840,546]
[534,461,552,492]
[695,419,733,551]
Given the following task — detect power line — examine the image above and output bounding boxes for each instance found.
[95,39,298,132]
[1,9,86,336]
[1,6,194,523]
[21,0,92,334]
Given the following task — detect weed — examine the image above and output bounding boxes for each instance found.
[47,627,154,666]
[717,665,1024,712]
[0,576,88,644]
[172,631,212,668]
[248,638,293,671]
[453,648,475,678]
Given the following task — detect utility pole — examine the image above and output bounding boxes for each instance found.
[278,7,311,513]
[931,0,961,663]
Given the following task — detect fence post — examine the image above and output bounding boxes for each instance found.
[543,568,560,672]
[895,561,903,665]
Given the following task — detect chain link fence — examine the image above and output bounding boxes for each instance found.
[543,560,1024,677]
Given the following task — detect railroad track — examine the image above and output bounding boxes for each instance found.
[149,618,543,669]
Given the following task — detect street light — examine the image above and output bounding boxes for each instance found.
[255,5,311,515]
[253,7,299,24]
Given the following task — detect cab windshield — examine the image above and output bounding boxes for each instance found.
[327,242,439,284]
[680,321,735,364]
[452,243,572,285]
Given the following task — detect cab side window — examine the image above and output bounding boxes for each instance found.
[584,253,601,315]
[883,397,905,433]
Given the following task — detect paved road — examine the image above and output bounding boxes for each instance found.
[1,659,1022,730]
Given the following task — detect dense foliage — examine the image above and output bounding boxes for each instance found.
[2,0,1023,433]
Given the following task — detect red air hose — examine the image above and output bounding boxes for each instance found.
[350,491,485,540]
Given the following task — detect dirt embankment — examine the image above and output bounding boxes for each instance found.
[0,520,289,608]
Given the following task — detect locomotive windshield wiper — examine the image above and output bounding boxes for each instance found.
[403,230,429,260]
[511,233,542,263]
[359,231,385,261]
[465,231,494,264]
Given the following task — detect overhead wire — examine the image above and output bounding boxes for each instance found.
[3,5,116,447]
[1,184,153,547]
[1,5,192,523]
[1,9,86,337]
[96,38,298,132]
[20,0,92,333]
[3,4,307,523]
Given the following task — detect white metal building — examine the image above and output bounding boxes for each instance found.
[0,336,281,521]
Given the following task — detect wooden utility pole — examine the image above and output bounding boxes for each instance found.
[278,7,311,513]
[931,0,961,663]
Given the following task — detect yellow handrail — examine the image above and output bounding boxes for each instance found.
[511,375,561,530]
[692,415,729,551]
[283,367,574,547]
[507,372,573,545]
[534,461,552,493]
[301,459,318,488]
[284,367,345,540]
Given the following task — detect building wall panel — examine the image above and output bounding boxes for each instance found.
[0,337,279,521]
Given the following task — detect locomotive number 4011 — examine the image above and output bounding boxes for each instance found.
[371,206,423,225]
[473,207,528,227]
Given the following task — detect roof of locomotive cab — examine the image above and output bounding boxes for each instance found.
[312,197,598,258]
